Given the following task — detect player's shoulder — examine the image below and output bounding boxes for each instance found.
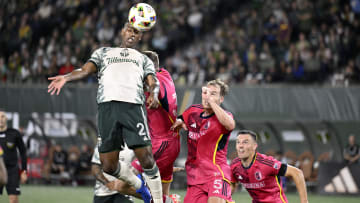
[256,153,278,167]
[158,68,169,74]
[186,104,203,112]
[190,104,203,109]
[93,46,112,53]
[6,128,21,135]
[231,157,242,167]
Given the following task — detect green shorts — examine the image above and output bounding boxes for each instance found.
[97,101,151,153]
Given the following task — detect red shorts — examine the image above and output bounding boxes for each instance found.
[132,138,180,182]
[184,178,233,203]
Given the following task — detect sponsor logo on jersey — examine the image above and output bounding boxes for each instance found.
[0,133,5,138]
[204,121,211,129]
[191,123,196,128]
[6,142,14,149]
[238,175,243,180]
[120,48,129,57]
[242,181,266,189]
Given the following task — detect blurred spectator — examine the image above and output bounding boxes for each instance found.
[67,145,80,186]
[77,144,92,175]
[0,0,359,86]
[59,58,74,75]
[44,143,68,182]
[297,151,315,181]
[344,134,360,164]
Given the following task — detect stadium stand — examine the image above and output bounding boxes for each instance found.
[0,0,359,85]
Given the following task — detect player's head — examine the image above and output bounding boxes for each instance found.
[121,23,143,48]
[143,51,159,72]
[349,134,355,145]
[202,79,229,110]
[236,130,258,159]
[0,111,7,130]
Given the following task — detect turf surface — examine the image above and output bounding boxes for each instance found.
[0,185,358,203]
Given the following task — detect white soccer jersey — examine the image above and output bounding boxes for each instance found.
[91,144,135,196]
[89,47,156,104]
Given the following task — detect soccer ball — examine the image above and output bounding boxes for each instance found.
[128,3,156,31]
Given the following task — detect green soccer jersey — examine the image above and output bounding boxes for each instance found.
[88,47,156,104]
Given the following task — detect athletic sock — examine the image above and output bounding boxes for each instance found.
[143,164,163,203]
[111,161,142,189]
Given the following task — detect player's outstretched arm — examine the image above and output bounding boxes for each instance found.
[285,165,308,203]
[170,118,188,131]
[47,62,97,95]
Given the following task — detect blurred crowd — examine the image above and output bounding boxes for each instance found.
[0,0,360,86]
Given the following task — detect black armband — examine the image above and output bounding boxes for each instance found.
[278,163,288,176]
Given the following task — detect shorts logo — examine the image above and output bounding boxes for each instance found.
[213,190,220,194]
[255,171,262,180]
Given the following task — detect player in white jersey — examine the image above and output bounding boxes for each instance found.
[92,144,150,203]
[48,23,163,203]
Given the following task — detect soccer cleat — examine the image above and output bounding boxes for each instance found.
[169,194,181,203]
[136,174,152,203]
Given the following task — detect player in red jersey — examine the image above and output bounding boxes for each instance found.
[231,130,308,203]
[132,51,180,200]
[171,79,235,203]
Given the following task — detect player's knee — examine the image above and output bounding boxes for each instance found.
[143,164,159,177]
[140,157,155,169]
[137,151,155,169]
[102,162,118,175]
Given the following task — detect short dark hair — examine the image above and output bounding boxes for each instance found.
[143,51,159,69]
[237,130,257,142]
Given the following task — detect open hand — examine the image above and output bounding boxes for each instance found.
[147,92,159,109]
[170,119,187,131]
[48,75,67,95]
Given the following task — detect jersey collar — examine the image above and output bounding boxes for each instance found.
[200,112,214,119]
[241,152,257,170]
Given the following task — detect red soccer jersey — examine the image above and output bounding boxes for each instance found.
[146,68,178,140]
[231,152,288,203]
[182,104,233,185]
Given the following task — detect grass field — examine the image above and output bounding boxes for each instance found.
[0,185,358,203]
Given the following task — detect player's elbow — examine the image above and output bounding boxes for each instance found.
[225,120,236,131]
[292,167,305,182]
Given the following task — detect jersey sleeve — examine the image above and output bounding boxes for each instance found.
[91,147,101,165]
[266,155,285,176]
[142,55,156,77]
[88,47,104,71]
[15,130,27,171]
